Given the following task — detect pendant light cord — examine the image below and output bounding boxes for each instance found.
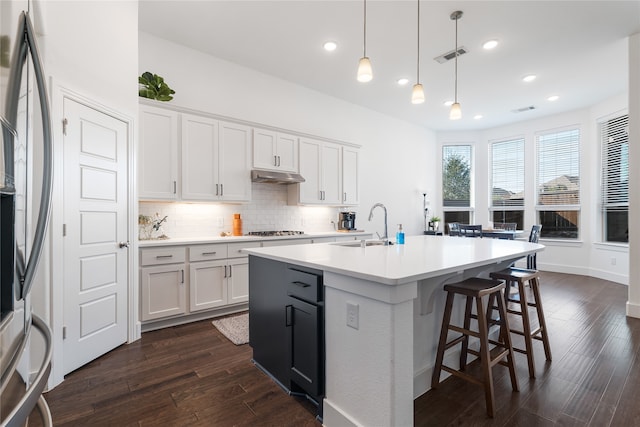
[416,0,420,84]
[454,14,458,102]
[363,0,367,57]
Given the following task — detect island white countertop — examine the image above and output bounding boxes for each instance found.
[244,234,544,285]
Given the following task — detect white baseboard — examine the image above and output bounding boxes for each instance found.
[626,301,640,318]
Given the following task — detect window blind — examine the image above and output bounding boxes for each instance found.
[600,115,628,210]
[536,129,580,206]
[491,138,524,207]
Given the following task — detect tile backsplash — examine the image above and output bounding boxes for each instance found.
[139,183,343,239]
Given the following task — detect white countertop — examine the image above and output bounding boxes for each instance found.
[244,235,544,285]
[137,230,371,247]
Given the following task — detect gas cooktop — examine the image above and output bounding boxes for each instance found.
[247,230,305,237]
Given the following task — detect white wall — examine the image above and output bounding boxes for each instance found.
[139,32,437,238]
[35,0,139,387]
[627,33,640,317]
[437,94,629,284]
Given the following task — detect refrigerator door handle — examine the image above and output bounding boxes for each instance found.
[4,12,54,299]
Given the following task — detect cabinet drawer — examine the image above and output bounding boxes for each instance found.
[287,268,322,303]
[140,247,186,266]
[227,241,262,258]
[189,244,228,262]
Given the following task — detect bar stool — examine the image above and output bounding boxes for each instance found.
[431,278,519,418]
[489,268,552,378]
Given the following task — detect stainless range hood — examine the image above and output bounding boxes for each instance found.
[251,169,305,184]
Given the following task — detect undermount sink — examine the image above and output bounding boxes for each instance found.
[333,240,392,247]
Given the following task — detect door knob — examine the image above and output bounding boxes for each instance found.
[119,241,130,248]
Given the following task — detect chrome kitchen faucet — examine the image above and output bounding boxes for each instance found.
[368,203,390,245]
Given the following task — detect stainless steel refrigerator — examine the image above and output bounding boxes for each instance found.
[1,1,53,425]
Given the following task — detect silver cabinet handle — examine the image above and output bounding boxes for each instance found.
[277,156,281,167]
[223,265,228,278]
[119,241,130,248]
[228,265,232,278]
[215,183,219,195]
[181,269,184,284]
[274,155,278,166]
[173,181,177,194]
[201,251,217,256]
[343,192,347,202]
[156,255,173,259]
[220,184,223,196]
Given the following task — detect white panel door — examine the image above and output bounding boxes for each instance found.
[218,121,251,201]
[181,114,218,200]
[63,98,128,374]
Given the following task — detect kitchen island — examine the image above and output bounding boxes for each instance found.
[245,234,544,427]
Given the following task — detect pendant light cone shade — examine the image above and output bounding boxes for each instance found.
[449,102,462,120]
[357,56,373,82]
[449,10,463,120]
[357,0,372,82]
[412,83,425,104]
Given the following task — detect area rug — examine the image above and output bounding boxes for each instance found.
[212,312,249,345]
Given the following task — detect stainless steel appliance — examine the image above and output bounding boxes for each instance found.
[1,4,54,425]
[338,212,356,231]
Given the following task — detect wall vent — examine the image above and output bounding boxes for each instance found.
[512,105,536,113]
[434,47,467,64]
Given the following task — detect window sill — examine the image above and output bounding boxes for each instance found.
[593,242,628,252]
[538,238,583,248]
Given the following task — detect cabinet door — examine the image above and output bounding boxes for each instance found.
[276,133,298,172]
[181,114,218,200]
[218,121,251,201]
[321,142,342,205]
[227,258,249,304]
[189,260,227,312]
[140,264,186,321]
[138,106,179,200]
[297,138,322,204]
[253,128,278,170]
[288,297,321,396]
[342,147,359,205]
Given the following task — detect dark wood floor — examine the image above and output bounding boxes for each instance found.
[40,272,640,426]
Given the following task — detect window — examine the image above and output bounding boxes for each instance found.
[490,138,525,229]
[536,128,580,239]
[600,115,628,243]
[442,145,472,231]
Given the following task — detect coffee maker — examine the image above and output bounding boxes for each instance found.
[338,211,357,231]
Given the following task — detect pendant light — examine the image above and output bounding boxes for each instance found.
[357,0,372,82]
[449,10,463,120]
[411,0,425,104]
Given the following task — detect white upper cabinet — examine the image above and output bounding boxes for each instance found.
[290,138,342,205]
[181,114,218,200]
[342,146,360,205]
[253,128,298,172]
[139,105,179,200]
[139,104,251,202]
[218,121,252,201]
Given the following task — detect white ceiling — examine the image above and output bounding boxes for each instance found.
[138,1,640,131]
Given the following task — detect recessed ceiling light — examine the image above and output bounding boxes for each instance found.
[522,74,537,83]
[547,95,559,102]
[482,40,498,50]
[323,41,337,52]
[474,114,483,120]
[397,78,409,86]
[443,100,454,107]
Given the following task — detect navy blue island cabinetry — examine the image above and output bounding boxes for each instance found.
[248,255,324,419]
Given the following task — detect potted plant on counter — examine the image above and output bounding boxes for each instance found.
[429,216,441,231]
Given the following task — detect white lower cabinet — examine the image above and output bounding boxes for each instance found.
[140,242,260,324]
[140,247,187,321]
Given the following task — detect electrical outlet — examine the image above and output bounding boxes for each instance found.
[346,302,359,330]
[217,217,224,227]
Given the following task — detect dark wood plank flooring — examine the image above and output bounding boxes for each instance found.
[39,272,640,426]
